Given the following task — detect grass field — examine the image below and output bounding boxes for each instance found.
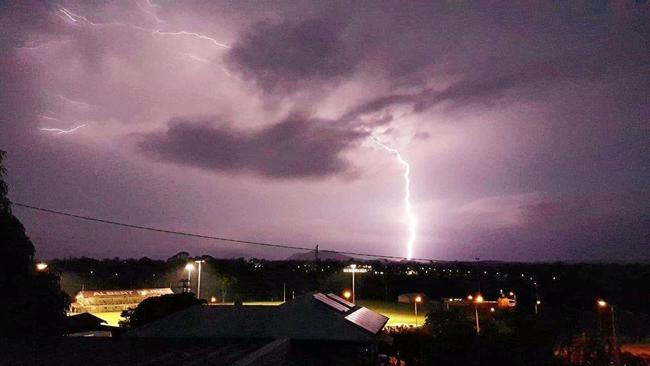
[89,312,124,327]
[76,300,424,327]
[358,300,429,326]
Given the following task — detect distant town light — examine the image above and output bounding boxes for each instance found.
[210,296,217,303]
[597,299,608,307]
[490,307,495,312]
[36,262,48,271]
[467,295,473,300]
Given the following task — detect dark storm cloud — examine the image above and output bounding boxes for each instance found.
[439,191,650,261]
[138,117,365,179]
[226,17,366,91]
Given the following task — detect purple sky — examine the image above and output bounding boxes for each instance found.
[1,1,648,261]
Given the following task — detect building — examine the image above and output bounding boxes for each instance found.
[398,293,427,303]
[127,292,391,364]
[70,288,174,313]
[442,295,516,310]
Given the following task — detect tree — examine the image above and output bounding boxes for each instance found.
[120,293,205,328]
[0,150,69,338]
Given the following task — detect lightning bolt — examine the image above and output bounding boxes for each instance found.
[40,124,88,134]
[151,30,230,49]
[56,6,230,49]
[371,136,416,260]
[137,0,165,24]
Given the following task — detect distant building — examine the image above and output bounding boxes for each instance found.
[398,293,427,303]
[126,292,390,364]
[442,296,516,310]
[70,288,174,313]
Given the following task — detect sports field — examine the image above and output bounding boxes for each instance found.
[358,300,429,326]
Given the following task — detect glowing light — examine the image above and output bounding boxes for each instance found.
[185,263,195,271]
[40,124,88,134]
[36,262,48,271]
[415,296,422,303]
[475,295,484,303]
[371,136,416,260]
[597,299,608,307]
[210,296,217,303]
[343,290,352,299]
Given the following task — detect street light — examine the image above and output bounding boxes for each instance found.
[533,282,540,314]
[597,299,620,366]
[414,296,422,326]
[194,260,205,299]
[343,290,352,300]
[343,264,367,304]
[185,263,194,293]
[36,262,48,272]
[469,293,483,335]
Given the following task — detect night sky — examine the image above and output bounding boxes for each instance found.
[1,1,648,261]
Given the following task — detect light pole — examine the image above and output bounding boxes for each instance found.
[414,296,422,326]
[597,299,620,366]
[185,263,194,293]
[469,294,484,335]
[194,260,204,299]
[533,282,540,314]
[344,264,367,304]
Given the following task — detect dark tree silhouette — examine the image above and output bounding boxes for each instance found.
[0,150,69,338]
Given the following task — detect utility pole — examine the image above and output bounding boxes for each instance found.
[283,282,286,302]
[195,260,204,299]
[611,304,620,366]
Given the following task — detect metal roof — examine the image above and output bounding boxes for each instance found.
[326,293,355,308]
[313,293,350,312]
[345,307,389,334]
[127,292,387,342]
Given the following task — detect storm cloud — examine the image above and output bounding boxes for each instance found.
[138,117,365,179]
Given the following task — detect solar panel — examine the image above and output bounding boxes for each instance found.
[326,293,355,308]
[344,307,389,334]
[313,293,350,312]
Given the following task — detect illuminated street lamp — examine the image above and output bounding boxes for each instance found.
[185,263,194,293]
[343,264,367,304]
[597,299,620,366]
[469,293,484,335]
[343,290,352,300]
[194,260,205,299]
[414,296,422,326]
[36,262,48,272]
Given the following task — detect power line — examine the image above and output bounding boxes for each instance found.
[13,202,435,262]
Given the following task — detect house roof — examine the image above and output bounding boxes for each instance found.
[127,292,388,343]
[1,338,271,366]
